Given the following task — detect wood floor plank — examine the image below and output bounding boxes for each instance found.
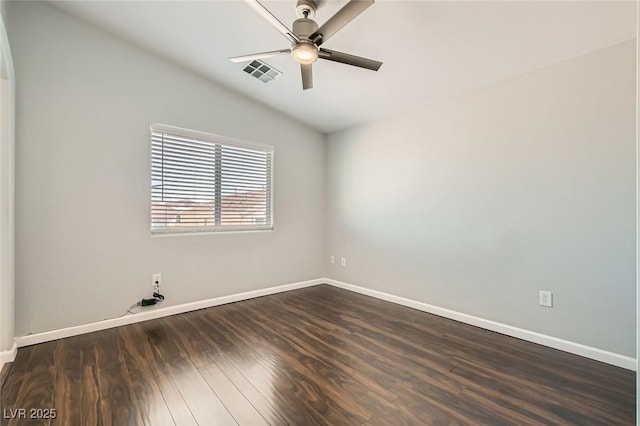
[116,323,165,379]
[165,366,236,426]
[248,300,413,410]
[92,330,144,426]
[9,341,59,426]
[116,325,175,426]
[1,284,634,425]
[1,346,34,419]
[158,314,220,370]
[140,319,237,426]
[179,311,292,425]
[258,296,459,397]
[77,334,103,426]
[211,357,290,426]
[199,361,269,426]
[181,310,315,425]
[0,362,12,391]
[80,363,102,426]
[127,369,176,426]
[50,338,82,426]
[154,373,197,426]
[204,305,361,425]
[212,302,373,424]
[450,359,629,425]
[391,379,524,426]
[367,395,464,426]
[138,318,191,377]
[278,287,459,371]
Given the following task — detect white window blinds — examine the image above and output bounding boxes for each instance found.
[151,125,273,234]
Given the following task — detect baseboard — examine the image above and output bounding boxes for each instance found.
[0,341,17,370]
[13,277,637,371]
[15,278,324,348]
[325,278,637,371]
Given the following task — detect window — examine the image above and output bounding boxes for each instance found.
[151,124,273,234]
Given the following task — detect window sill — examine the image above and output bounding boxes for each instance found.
[150,228,274,238]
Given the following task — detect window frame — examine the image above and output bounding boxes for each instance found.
[150,123,274,236]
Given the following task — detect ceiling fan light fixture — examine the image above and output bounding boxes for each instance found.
[291,42,318,65]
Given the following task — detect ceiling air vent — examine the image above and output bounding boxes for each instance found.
[242,60,282,83]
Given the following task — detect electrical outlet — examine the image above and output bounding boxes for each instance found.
[341,257,346,267]
[330,256,335,264]
[152,273,162,288]
[539,290,553,308]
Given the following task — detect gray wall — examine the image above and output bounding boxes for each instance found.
[7,1,326,336]
[326,40,636,357]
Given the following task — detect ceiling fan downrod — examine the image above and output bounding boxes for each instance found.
[295,0,317,19]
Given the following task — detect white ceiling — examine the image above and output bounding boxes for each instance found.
[52,1,636,133]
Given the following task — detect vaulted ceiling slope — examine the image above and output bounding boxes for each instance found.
[52,1,636,133]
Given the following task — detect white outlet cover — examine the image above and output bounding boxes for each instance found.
[152,273,162,287]
[341,257,346,267]
[330,256,335,264]
[539,290,553,307]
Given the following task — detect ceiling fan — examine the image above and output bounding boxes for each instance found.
[230,0,383,90]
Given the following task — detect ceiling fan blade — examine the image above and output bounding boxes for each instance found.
[301,63,313,90]
[310,0,374,46]
[244,0,300,44]
[318,48,382,71]
[229,49,291,63]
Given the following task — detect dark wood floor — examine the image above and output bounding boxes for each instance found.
[0,284,635,425]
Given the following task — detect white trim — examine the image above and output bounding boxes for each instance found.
[151,228,274,238]
[325,279,637,371]
[150,123,274,152]
[149,124,275,235]
[151,225,273,236]
[0,7,16,371]
[15,279,323,348]
[0,341,17,370]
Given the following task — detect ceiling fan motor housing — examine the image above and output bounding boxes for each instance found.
[292,18,318,39]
